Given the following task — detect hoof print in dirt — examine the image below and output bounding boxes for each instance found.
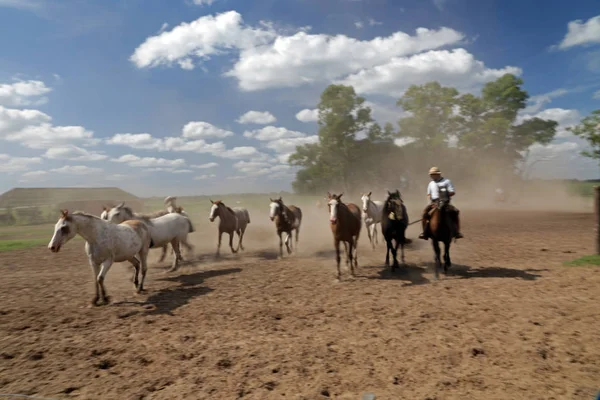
[27,351,44,361]
[217,358,233,369]
[63,386,79,394]
[262,381,278,391]
[96,359,116,370]
[320,389,331,397]
[471,348,485,357]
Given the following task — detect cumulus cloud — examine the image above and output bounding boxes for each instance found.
[523,88,570,114]
[50,165,103,175]
[243,126,307,141]
[518,107,582,138]
[555,15,600,50]
[182,121,234,139]
[192,162,219,169]
[106,133,161,150]
[0,80,51,107]
[43,145,108,161]
[112,154,186,168]
[264,136,319,154]
[233,159,292,178]
[194,173,216,180]
[0,105,51,134]
[4,123,97,149]
[191,0,218,5]
[339,48,522,97]
[296,108,319,123]
[0,153,42,172]
[236,110,276,124]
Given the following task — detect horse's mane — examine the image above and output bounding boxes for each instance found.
[70,211,102,220]
[114,205,156,225]
[139,209,169,219]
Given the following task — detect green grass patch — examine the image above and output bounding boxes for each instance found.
[563,254,600,267]
[0,238,49,252]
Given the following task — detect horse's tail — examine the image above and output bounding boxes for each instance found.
[186,216,195,233]
[149,237,155,248]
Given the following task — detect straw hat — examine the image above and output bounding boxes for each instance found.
[428,166,441,175]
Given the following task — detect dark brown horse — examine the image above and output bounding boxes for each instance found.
[269,197,302,258]
[326,192,362,281]
[209,199,251,256]
[425,187,454,279]
[380,190,409,272]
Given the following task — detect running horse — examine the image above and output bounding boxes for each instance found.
[380,190,409,272]
[208,199,251,256]
[326,192,362,281]
[269,196,302,258]
[425,186,454,279]
[360,191,384,249]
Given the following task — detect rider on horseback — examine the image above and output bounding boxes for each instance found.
[418,166,464,240]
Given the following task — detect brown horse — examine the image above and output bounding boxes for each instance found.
[209,199,250,256]
[424,187,454,279]
[269,197,302,257]
[326,192,362,281]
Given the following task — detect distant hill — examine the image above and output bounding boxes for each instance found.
[0,187,140,208]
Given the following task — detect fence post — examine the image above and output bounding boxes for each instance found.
[595,186,600,255]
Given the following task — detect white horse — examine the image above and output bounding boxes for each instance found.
[361,191,384,249]
[208,199,250,256]
[106,203,195,272]
[48,209,153,306]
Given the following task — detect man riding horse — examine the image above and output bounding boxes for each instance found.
[418,166,463,240]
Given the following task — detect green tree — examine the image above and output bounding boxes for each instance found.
[566,109,600,162]
[290,84,375,193]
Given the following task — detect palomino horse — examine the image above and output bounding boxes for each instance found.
[208,200,250,256]
[381,190,409,272]
[48,210,153,306]
[106,203,195,272]
[327,192,362,281]
[269,197,302,258]
[360,191,384,249]
[425,186,454,279]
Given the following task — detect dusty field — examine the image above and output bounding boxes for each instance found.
[0,206,599,400]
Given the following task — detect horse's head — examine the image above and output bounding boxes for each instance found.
[164,196,177,206]
[269,197,284,221]
[437,186,450,209]
[48,209,77,253]
[209,199,222,222]
[327,192,343,224]
[361,191,372,213]
[100,206,108,220]
[106,202,129,224]
[385,190,404,220]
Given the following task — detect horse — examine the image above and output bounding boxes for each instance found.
[48,210,153,306]
[106,203,195,272]
[208,199,250,256]
[425,186,454,279]
[269,196,302,258]
[360,191,384,249]
[164,196,190,217]
[380,190,409,272]
[327,192,362,281]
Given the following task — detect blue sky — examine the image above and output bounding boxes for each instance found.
[0,0,599,197]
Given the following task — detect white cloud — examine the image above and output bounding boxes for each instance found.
[243,126,307,141]
[4,123,97,149]
[354,21,364,29]
[130,11,277,70]
[519,108,582,138]
[0,154,42,172]
[182,121,234,139]
[265,135,319,154]
[20,170,48,180]
[593,90,600,99]
[192,162,219,169]
[50,165,103,175]
[556,15,600,50]
[339,48,522,97]
[146,167,193,174]
[219,146,259,159]
[227,26,466,91]
[236,110,276,124]
[106,133,162,150]
[233,160,292,177]
[296,108,319,123]
[0,80,51,107]
[112,154,186,168]
[194,174,216,180]
[43,145,107,161]
[523,88,569,114]
[191,0,217,5]
[0,105,51,134]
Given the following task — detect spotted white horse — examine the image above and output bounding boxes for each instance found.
[48,210,153,306]
[360,191,384,249]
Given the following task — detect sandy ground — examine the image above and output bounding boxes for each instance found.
[0,205,599,400]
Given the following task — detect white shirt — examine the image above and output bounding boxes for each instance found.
[427,177,455,200]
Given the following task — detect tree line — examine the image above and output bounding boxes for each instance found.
[288,73,600,195]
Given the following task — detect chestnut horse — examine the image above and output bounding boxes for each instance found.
[326,192,362,281]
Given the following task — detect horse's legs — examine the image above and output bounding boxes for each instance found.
[278,231,284,258]
[229,232,237,254]
[216,230,223,256]
[128,257,141,290]
[348,240,356,277]
[385,239,391,267]
[343,241,349,265]
[158,244,168,263]
[97,259,114,305]
[334,239,342,280]
[168,240,182,272]
[391,239,399,269]
[137,248,149,293]
[88,260,101,306]
[373,223,378,246]
[432,239,441,280]
[181,235,194,258]
[443,240,451,274]
[365,221,373,248]
[286,231,293,254]
[237,228,245,251]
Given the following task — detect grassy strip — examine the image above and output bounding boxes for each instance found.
[0,238,49,252]
[563,255,600,267]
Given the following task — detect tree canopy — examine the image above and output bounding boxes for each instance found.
[288,74,560,195]
[567,109,600,163]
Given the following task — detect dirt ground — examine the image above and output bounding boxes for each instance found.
[0,205,599,400]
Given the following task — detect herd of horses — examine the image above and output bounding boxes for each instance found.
[47,191,458,306]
